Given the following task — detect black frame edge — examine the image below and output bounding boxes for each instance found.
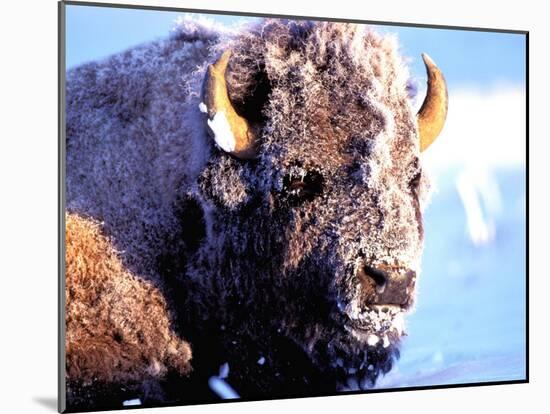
[58,1,67,413]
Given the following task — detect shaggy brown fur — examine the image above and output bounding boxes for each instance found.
[183,20,427,394]
[66,16,437,407]
[65,213,191,390]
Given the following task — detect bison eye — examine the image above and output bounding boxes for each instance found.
[281,170,324,206]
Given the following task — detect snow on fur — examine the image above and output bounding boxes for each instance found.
[66,18,431,407]
[208,111,237,152]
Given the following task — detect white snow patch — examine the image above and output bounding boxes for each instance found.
[198,102,208,113]
[456,167,501,245]
[122,398,141,406]
[208,376,240,399]
[257,356,266,365]
[207,111,236,153]
[367,334,380,346]
[219,362,230,379]
[392,312,405,336]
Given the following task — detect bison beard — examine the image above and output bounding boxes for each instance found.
[177,188,407,398]
[65,16,447,408]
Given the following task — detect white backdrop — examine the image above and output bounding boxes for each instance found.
[0,0,545,413]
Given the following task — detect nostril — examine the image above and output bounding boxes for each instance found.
[363,265,388,290]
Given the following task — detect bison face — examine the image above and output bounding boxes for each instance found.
[194,21,447,390]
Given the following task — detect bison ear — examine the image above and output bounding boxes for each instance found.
[201,50,258,159]
[417,53,448,152]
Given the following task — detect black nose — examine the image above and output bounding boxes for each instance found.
[356,264,388,293]
[363,265,388,291]
[354,262,416,307]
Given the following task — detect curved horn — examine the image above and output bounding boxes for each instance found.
[417,53,448,152]
[203,50,257,159]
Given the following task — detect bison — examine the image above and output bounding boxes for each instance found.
[64,17,447,409]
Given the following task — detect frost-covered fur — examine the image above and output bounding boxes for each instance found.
[65,214,192,409]
[66,18,430,407]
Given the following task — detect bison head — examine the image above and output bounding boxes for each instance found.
[189,20,447,392]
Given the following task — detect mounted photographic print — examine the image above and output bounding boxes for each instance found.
[58,1,528,412]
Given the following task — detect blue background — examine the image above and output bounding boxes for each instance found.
[65,3,527,394]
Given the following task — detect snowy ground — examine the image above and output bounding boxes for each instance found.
[377,166,526,388]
